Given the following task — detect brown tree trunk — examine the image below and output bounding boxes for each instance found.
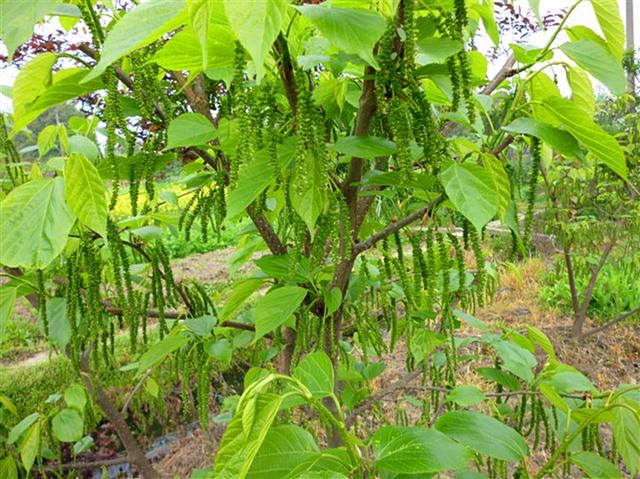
[79,355,160,479]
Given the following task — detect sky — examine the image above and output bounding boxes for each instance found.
[0,0,638,112]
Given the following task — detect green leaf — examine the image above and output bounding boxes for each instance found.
[296,5,386,68]
[0,456,18,479]
[476,367,521,392]
[286,449,351,478]
[328,135,396,159]
[166,113,216,150]
[52,408,83,442]
[0,286,17,344]
[591,0,625,61]
[83,0,186,82]
[68,135,99,163]
[293,351,334,399]
[476,0,499,47]
[446,385,485,407]
[37,124,58,157]
[545,370,593,394]
[527,0,541,24]
[184,314,217,337]
[525,325,556,360]
[64,384,87,412]
[613,401,640,476]
[415,37,463,65]
[220,278,266,321]
[0,178,75,269]
[541,96,628,179]
[19,422,41,473]
[290,149,326,232]
[214,393,283,479]
[247,425,320,479]
[137,334,190,373]
[223,0,288,81]
[151,24,235,73]
[254,286,307,341]
[227,149,274,219]
[205,338,233,365]
[73,435,94,456]
[12,68,103,135]
[482,154,510,221]
[12,53,57,123]
[571,451,622,479]
[528,72,561,126]
[8,413,40,444]
[47,297,71,350]
[435,411,529,462]
[502,117,583,158]
[0,0,57,58]
[491,338,536,383]
[560,40,626,95]
[440,162,498,232]
[64,152,107,237]
[372,426,472,474]
[567,66,595,117]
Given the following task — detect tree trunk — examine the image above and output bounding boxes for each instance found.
[79,356,160,479]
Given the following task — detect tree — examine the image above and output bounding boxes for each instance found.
[1,1,638,478]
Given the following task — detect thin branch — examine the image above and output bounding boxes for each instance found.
[578,239,615,319]
[247,205,287,256]
[353,194,445,256]
[489,134,514,157]
[39,456,130,472]
[480,54,516,95]
[582,306,640,337]
[121,367,154,415]
[104,306,260,335]
[76,43,166,122]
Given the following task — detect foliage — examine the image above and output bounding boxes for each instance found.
[0,0,638,478]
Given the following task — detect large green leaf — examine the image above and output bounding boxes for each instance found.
[0,178,75,269]
[490,338,536,383]
[223,0,288,81]
[541,96,628,179]
[415,37,463,65]
[290,150,326,232]
[440,162,498,232]
[12,53,57,122]
[64,152,107,237]
[52,408,83,442]
[591,0,625,61]
[137,334,190,372]
[12,68,103,135]
[435,411,529,462]
[613,401,640,476]
[567,66,595,117]
[247,425,320,479]
[166,113,216,150]
[286,449,351,478]
[446,385,486,407]
[214,393,283,479]
[372,426,472,474]
[0,456,18,479]
[19,422,40,473]
[83,0,186,82]
[296,5,386,68]
[47,297,71,350]
[0,0,57,57]
[254,286,307,341]
[293,351,334,399]
[220,278,266,321]
[0,287,16,345]
[560,40,625,95]
[151,25,235,73]
[571,451,622,479]
[227,149,274,219]
[528,72,561,125]
[8,413,40,444]
[482,154,510,221]
[502,117,583,158]
[329,135,396,159]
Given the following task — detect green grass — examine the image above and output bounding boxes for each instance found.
[0,316,45,362]
[0,327,174,420]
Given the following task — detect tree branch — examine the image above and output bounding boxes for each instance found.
[275,33,297,115]
[582,305,640,337]
[353,194,445,256]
